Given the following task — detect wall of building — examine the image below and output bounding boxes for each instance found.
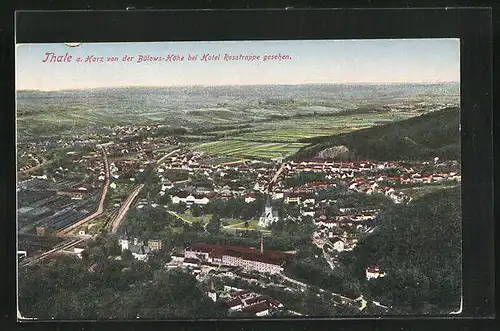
[185,248,284,274]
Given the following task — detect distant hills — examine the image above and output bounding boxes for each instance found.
[293,107,460,161]
[16,84,459,143]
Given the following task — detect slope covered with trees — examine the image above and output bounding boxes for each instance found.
[339,186,461,314]
[18,255,227,319]
[293,107,460,161]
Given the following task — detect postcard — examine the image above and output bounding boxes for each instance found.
[16,39,462,320]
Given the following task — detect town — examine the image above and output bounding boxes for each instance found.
[16,36,463,319]
[17,119,461,317]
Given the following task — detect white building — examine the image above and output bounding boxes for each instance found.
[244,194,257,203]
[207,290,218,302]
[328,237,345,252]
[302,198,315,206]
[366,265,386,280]
[272,192,284,199]
[119,236,151,261]
[184,243,292,275]
[284,195,300,204]
[171,194,210,205]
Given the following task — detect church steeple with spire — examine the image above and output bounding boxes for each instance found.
[258,197,279,227]
[119,228,130,251]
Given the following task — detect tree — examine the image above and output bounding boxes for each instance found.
[103,235,121,256]
[137,269,228,318]
[121,249,133,263]
[147,250,169,271]
[340,187,461,313]
[157,193,172,205]
[191,204,202,217]
[191,221,205,232]
[174,202,188,214]
[80,249,90,261]
[206,215,221,235]
[301,290,331,316]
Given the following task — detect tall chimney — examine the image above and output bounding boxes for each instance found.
[260,235,264,254]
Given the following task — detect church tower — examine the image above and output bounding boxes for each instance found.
[120,237,129,251]
[259,198,278,227]
[119,228,130,251]
[207,280,218,302]
[265,200,273,220]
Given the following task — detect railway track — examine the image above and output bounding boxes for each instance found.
[106,184,145,233]
[19,237,85,267]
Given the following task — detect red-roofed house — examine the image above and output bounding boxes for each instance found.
[230,289,252,299]
[241,301,271,316]
[284,193,301,204]
[244,193,257,203]
[227,298,243,311]
[366,265,386,280]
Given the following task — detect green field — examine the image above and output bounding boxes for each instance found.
[223,128,354,142]
[80,211,115,235]
[176,213,263,230]
[192,140,309,159]
[224,219,261,229]
[178,212,213,225]
[190,111,423,160]
[221,218,251,227]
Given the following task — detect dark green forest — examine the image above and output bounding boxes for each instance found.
[294,107,460,161]
[339,186,461,314]
[18,257,227,319]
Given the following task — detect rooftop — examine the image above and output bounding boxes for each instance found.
[241,301,270,314]
[183,257,201,264]
[187,243,294,266]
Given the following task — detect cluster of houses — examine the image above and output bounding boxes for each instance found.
[18,138,80,177]
[118,233,163,261]
[221,287,284,316]
[67,145,460,232]
[312,209,380,265]
[18,153,41,172]
[273,162,459,204]
[111,150,461,271]
[314,209,378,235]
[146,155,460,225]
[95,124,179,157]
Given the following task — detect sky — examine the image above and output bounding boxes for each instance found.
[16,39,460,91]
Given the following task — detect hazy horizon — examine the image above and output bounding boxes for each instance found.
[17,81,460,93]
[16,39,460,91]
